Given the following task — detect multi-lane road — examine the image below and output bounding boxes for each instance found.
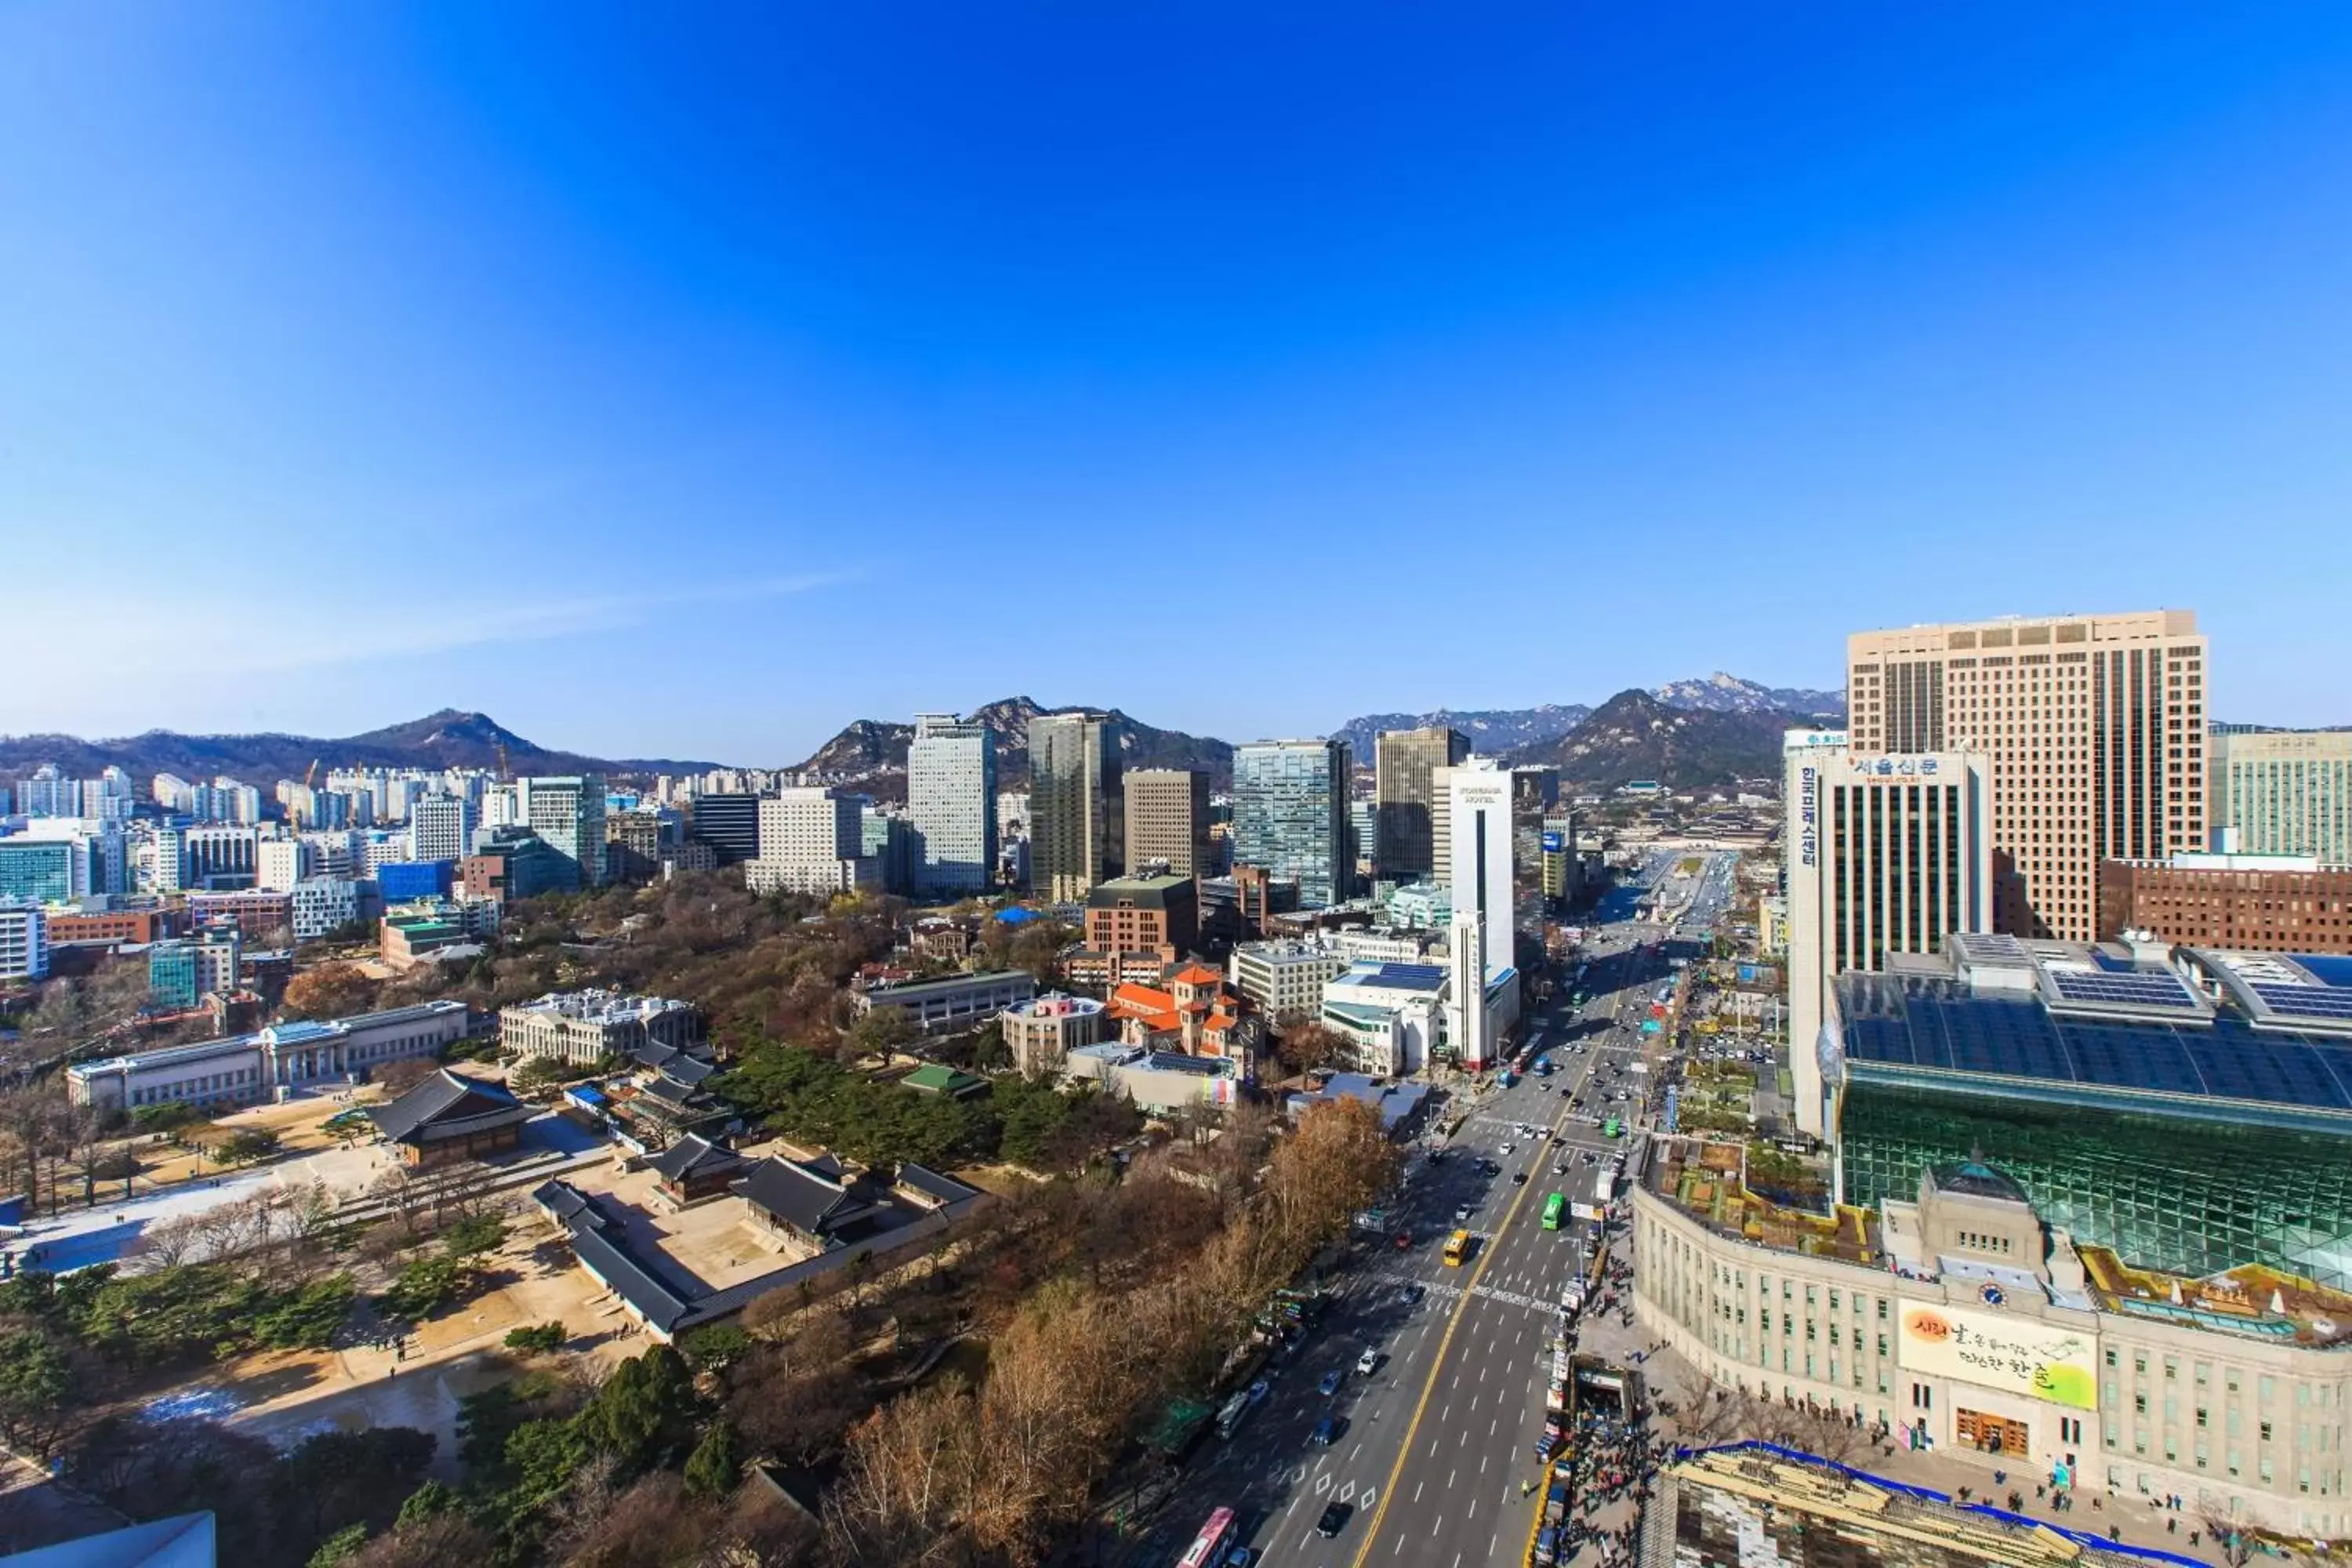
[1133,869,1696,1568]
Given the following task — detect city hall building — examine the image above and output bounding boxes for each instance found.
[1640,931,2352,1535]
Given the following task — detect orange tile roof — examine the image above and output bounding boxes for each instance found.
[1170,964,1224,985]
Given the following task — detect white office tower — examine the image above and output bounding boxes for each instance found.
[908,713,997,898]
[259,837,318,892]
[410,793,475,864]
[746,788,879,896]
[1444,764,1523,1069]
[1783,728,1991,1136]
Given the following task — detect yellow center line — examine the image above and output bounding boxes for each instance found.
[1348,1081,1580,1568]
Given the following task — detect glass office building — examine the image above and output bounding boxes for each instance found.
[1232,741,1351,909]
[0,838,81,905]
[1833,942,2352,1290]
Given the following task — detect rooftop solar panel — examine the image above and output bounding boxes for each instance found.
[1837,972,2352,1114]
[2046,969,2201,1011]
[2252,984,2352,1021]
[2296,956,2352,989]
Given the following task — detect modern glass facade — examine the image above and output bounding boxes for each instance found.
[1232,741,1351,909]
[0,839,78,905]
[1840,1075,2352,1290]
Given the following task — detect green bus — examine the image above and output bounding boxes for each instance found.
[1541,1192,1566,1230]
[1602,1116,1623,1140]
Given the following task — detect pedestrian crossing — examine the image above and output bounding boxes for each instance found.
[1364,1270,1557,1317]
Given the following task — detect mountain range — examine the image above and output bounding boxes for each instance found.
[0,710,718,789]
[794,697,1232,798]
[1504,689,1798,791]
[1327,673,1842,764]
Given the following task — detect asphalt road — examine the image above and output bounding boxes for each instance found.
[1141,872,1685,1568]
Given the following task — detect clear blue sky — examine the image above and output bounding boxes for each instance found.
[6,4,2351,764]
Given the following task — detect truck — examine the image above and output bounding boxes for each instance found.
[1214,1390,1252,1440]
[1572,1168,1612,1223]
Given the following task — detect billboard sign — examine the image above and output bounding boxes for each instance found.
[1896,1304,2096,1410]
[1541,832,1564,854]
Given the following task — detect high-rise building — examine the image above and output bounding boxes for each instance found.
[2214,731,2352,864]
[1846,610,2207,941]
[746,788,878,896]
[411,793,476,865]
[0,833,97,904]
[1232,740,1351,909]
[1123,768,1210,878]
[687,792,762,865]
[1375,726,1468,881]
[1783,730,1991,1134]
[257,837,316,893]
[521,775,607,890]
[908,713,997,898]
[1444,761,1530,1069]
[1029,713,1123,902]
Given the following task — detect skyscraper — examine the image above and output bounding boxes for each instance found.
[2214,731,2352,864]
[1782,729,1991,1134]
[1029,713,1123,902]
[521,775,607,890]
[908,713,997,898]
[1232,740,1350,909]
[1846,610,2207,941]
[1123,768,1210,877]
[1375,726,1468,881]
[1444,760,1532,1069]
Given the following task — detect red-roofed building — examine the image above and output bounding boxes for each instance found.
[1105,961,1265,1071]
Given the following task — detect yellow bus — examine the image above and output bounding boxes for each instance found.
[1443,1229,1472,1267]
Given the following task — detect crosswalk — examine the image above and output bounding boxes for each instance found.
[1365,1270,1557,1317]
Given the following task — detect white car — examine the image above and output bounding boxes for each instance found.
[1499,1143,1515,1156]
[1356,1348,1381,1376]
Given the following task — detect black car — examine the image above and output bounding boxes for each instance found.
[1316,1502,1352,1538]
[1513,1171,1529,1185]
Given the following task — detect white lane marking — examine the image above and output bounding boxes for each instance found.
[1447,1468,1456,1488]
[1414,1481,1424,1503]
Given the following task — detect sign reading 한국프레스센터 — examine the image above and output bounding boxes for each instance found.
[1897,1303,2098,1410]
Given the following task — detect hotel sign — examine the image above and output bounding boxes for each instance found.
[1897,1303,2096,1410]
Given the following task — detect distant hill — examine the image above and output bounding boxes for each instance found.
[0,709,720,789]
[1506,688,1798,792]
[1650,672,1844,719]
[1329,706,1592,762]
[794,698,1233,795]
[1330,673,1841,766]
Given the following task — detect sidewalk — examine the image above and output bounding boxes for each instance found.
[1635,1336,2247,1566]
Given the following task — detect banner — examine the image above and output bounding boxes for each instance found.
[1897,1304,2096,1410]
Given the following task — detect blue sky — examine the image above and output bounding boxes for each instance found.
[6,4,2351,764]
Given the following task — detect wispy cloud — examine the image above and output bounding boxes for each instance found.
[1,572,852,732]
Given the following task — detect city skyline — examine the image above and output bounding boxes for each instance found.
[7,6,2352,758]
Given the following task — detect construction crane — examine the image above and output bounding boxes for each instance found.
[302,757,321,792]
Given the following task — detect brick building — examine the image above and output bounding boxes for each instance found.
[2098,851,2352,954]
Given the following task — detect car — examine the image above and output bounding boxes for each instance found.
[1221,1549,1258,1568]
[1312,1415,1339,1446]
[1392,1230,1412,1250]
[1316,1501,1352,1537]
[1513,1171,1529,1185]
[1499,1143,1515,1156]
[1247,1378,1271,1406]
[1317,1369,1344,1396]
[1399,1283,1424,1305]
[1454,1203,1473,1222]
[1356,1348,1381,1375]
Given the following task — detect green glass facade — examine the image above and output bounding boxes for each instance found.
[1840,1074,2352,1290]
[0,840,76,905]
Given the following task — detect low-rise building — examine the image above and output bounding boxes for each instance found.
[2098,850,2352,954]
[1229,940,1349,1019]
[0,898,47,982]
[460,827,572,906]
[368,1068,533,1167]
[1062,1042,1245,1113]
[852,970,1036,1036]
[183,888,292,938]
[43,903,180,947]
[379,898,499,971]
[1106,963,1258,1062]
[146,927,240,1011]
[1000,992,1108,1076]
[500,989,698,1065]
[67,999,470,1112]
[1083,873,1199,961]
[1318,960,1446,1076]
